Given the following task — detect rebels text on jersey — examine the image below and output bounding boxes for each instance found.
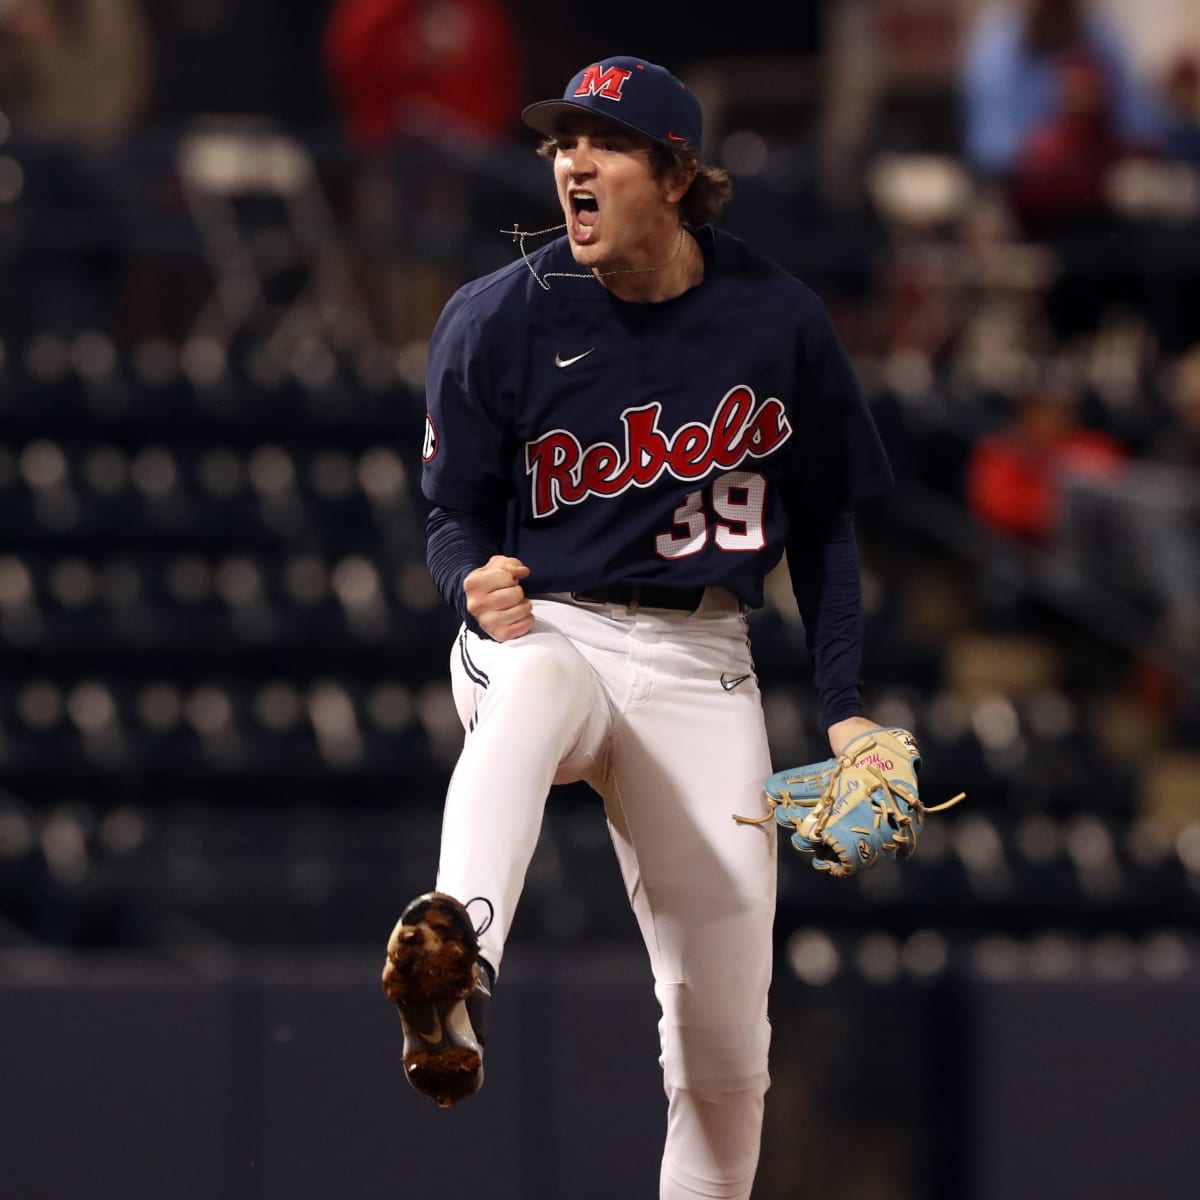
[421,227,891,609]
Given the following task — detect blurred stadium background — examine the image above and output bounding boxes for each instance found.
[0,2,1197,1197]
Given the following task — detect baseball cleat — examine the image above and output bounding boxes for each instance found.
[382,891,490,1108]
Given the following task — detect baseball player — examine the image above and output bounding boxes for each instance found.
[382,55,939,1200]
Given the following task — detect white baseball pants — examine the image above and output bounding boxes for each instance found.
[436,592,777,1200]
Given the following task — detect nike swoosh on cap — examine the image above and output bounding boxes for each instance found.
[667,132,688,142]
[555,349,595,368]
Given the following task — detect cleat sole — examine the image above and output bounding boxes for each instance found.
[382,893,484,1108]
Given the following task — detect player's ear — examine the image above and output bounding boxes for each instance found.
[661,160,698,205]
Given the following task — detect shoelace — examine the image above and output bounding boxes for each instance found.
[464,895,494,938]
[464,897,495,1001]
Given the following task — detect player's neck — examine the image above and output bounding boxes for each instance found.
[598,227,704,304]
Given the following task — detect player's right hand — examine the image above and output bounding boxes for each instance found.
[463,555,534,641]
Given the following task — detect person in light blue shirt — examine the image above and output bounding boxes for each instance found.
[961,0,1164,175]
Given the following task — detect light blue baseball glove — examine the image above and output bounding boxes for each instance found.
[735,727,965,877]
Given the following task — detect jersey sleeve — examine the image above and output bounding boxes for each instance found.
[786,509,867,731]
[780,293,889,728]
[426,503,506,634]
[789,296,893,514]
[421,289,514,512]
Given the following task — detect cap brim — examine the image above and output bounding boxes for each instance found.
[520,99,661,144]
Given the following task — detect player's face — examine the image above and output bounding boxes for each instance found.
[551,116,689,273]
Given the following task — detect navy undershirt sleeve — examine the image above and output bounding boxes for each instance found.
[425,503,505,634]
[786,509,866,732]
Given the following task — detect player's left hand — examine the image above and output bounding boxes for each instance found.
[827,714,881,758]
[734,726,965,878]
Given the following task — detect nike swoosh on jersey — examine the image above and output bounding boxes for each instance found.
[555,349,595,368]
[720,673,752,691]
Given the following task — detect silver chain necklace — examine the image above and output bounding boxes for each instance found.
[503,223,686,291]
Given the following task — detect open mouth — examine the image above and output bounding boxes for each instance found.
[569,191,600,240]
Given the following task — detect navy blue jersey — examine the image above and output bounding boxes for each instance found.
[421,226,892,610]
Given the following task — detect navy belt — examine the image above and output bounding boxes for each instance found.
[571,585,707,612]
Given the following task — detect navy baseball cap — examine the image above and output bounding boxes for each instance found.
[521,56,703,150]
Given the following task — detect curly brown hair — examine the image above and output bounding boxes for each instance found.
[536,137,733,227]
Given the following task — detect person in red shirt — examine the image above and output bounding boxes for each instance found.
[967,372,1127,544]
[1008,47,1155,236]
[323,0,523,147]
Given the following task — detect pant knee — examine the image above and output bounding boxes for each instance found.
[658,987,771,1096]
[652,969,772,1094]
[664,1057,771,1103]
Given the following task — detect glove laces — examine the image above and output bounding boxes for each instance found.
[734,735,966,847]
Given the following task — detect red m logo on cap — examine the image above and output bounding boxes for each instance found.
[575,64,632,101]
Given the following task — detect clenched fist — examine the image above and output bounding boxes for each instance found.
[463,556,534,641]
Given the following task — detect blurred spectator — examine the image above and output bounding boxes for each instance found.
[1007,47,1154,236]
[1137,344,1200,654]
[965,12,1177,345]
[966,365,1128,544]
[961,0,1162,178]
[1160,53,1200,167]
[0,0,153,145]
[0,0,150,341]
[968,355,1199,663]
[1056,346,1200,658]
[1096,0,1200,99]
[1148,342,1200,469]
[322,0,528,352]
[323,0,523,149]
